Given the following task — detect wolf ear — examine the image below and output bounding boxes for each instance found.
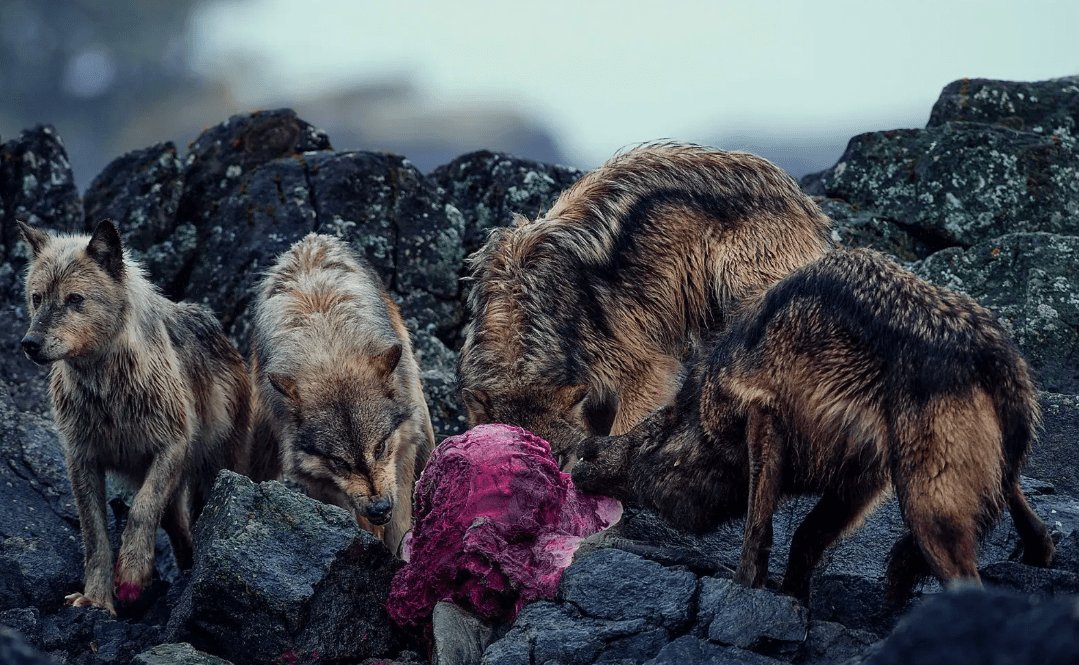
[372,343,402,378]
[86,220,125,282]
[268,374,301,405]
[17,222,50,259]
[462,388,493,425]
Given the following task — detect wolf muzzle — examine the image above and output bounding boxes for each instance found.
[364,497,393,525]
[21,333,49,365]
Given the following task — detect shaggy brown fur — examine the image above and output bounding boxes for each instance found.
[18,220,252,614]
[573,248,1055,602]
[248,233,434,554]
[458,142,833,467]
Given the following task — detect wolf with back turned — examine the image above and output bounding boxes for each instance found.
[457,142,832,467]
[248,233,434,554]
[18,220,252,614]
[572,248,1056,603]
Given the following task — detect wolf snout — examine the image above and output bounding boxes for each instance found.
[21,334,48,364]
[365,497,393,525]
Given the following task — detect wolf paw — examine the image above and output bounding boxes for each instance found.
[65,591,116,615]
[113,560,150,605]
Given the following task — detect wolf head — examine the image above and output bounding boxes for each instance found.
[19,220,129,366]
[461,383,611,470]
[270,343,415,526]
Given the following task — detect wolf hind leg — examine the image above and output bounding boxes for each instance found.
[161,486,194,570]
[1006,479,1055,567]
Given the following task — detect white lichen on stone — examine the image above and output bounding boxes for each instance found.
[226,165,242,178]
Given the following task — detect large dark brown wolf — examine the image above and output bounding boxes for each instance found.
[248,233,434,554]
[572,248,1055,603]
[18,220,252,614]
[457,142,833,467]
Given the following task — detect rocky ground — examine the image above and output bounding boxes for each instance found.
[0,76,1078,664]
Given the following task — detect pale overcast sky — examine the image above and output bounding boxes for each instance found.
[190,0,1079,168]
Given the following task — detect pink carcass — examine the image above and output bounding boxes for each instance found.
[387,424,622,626]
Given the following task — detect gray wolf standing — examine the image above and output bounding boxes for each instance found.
[18,220,252,614]
[248,233,434,554]
[457,142,832,466]
[572,248,1055,603]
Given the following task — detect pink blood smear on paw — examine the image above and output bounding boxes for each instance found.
[387,424,621,626]
[116,582,141,603]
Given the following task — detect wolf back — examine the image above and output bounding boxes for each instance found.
[458,142,833,464]
[248,233,434,554]
[18,220,252,613]
[573,248,1055,602]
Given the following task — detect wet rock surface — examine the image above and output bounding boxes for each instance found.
[0,75,1077,663]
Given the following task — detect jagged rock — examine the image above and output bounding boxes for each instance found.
[429,150,582,259]
[133,642,233,665]
[431,602,495,665]
[816,198,926,262]
[559,548,697,631]
[643,635,784,665]
[0,379,81,612]
[1034,393,1079,496]
[697,578,807,650]
[176,109,331,236]
[480,600,658,665]
[912,233,1079,394]
[0,126,83,415]
[306,150,463,342]
[3,605,165,665]
[168,471,405,665]
[412,330,468,439]
[801,620,879,665]
[853,587,1079,665]
[808,124,1079,248]
[0,125,84,256]
[82,142,189,294]
[0,626,55,665]
[980,561,1079,595]
[928,76,1079,135]
[183,156,317,352]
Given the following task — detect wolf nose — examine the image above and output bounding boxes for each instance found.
[21,334,43,358]
[365,498,393,525]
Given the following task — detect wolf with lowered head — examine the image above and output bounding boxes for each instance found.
[18,220,253,614]
[573,248,1055,603]
[249,233,434,554]
[457,142,832,467]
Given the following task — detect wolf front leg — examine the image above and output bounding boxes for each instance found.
[65,453,116,614]
[735,406,783,589]
[114,435,189,605]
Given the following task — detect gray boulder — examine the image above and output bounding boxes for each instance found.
[912,233,1079,394]
[809,123,1079,248]
[697,578,807,650]
[168,471,406,665]
[928,76,1079,135]
[133,642,233,665]
[82,142,189,295]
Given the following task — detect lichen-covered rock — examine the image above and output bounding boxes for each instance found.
[811,124,1079,247]
[412,330,468,438]
[0,125,83,257]
[82,142,188,293]
[429,150,582,258]
[928,76,1079,136]
[168,471,405,665]
[644,635,784,665]
[816,198,925,262]
[912,232,1079,393]
[0,126,83,414]
[176,109,330,235]
[183,156,317,352]
[307,150,463,342]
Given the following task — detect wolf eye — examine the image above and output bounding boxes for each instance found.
[328,456,350,474]
[66,293,84,305]
[31,293,42,307]
[374,440,387,459]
